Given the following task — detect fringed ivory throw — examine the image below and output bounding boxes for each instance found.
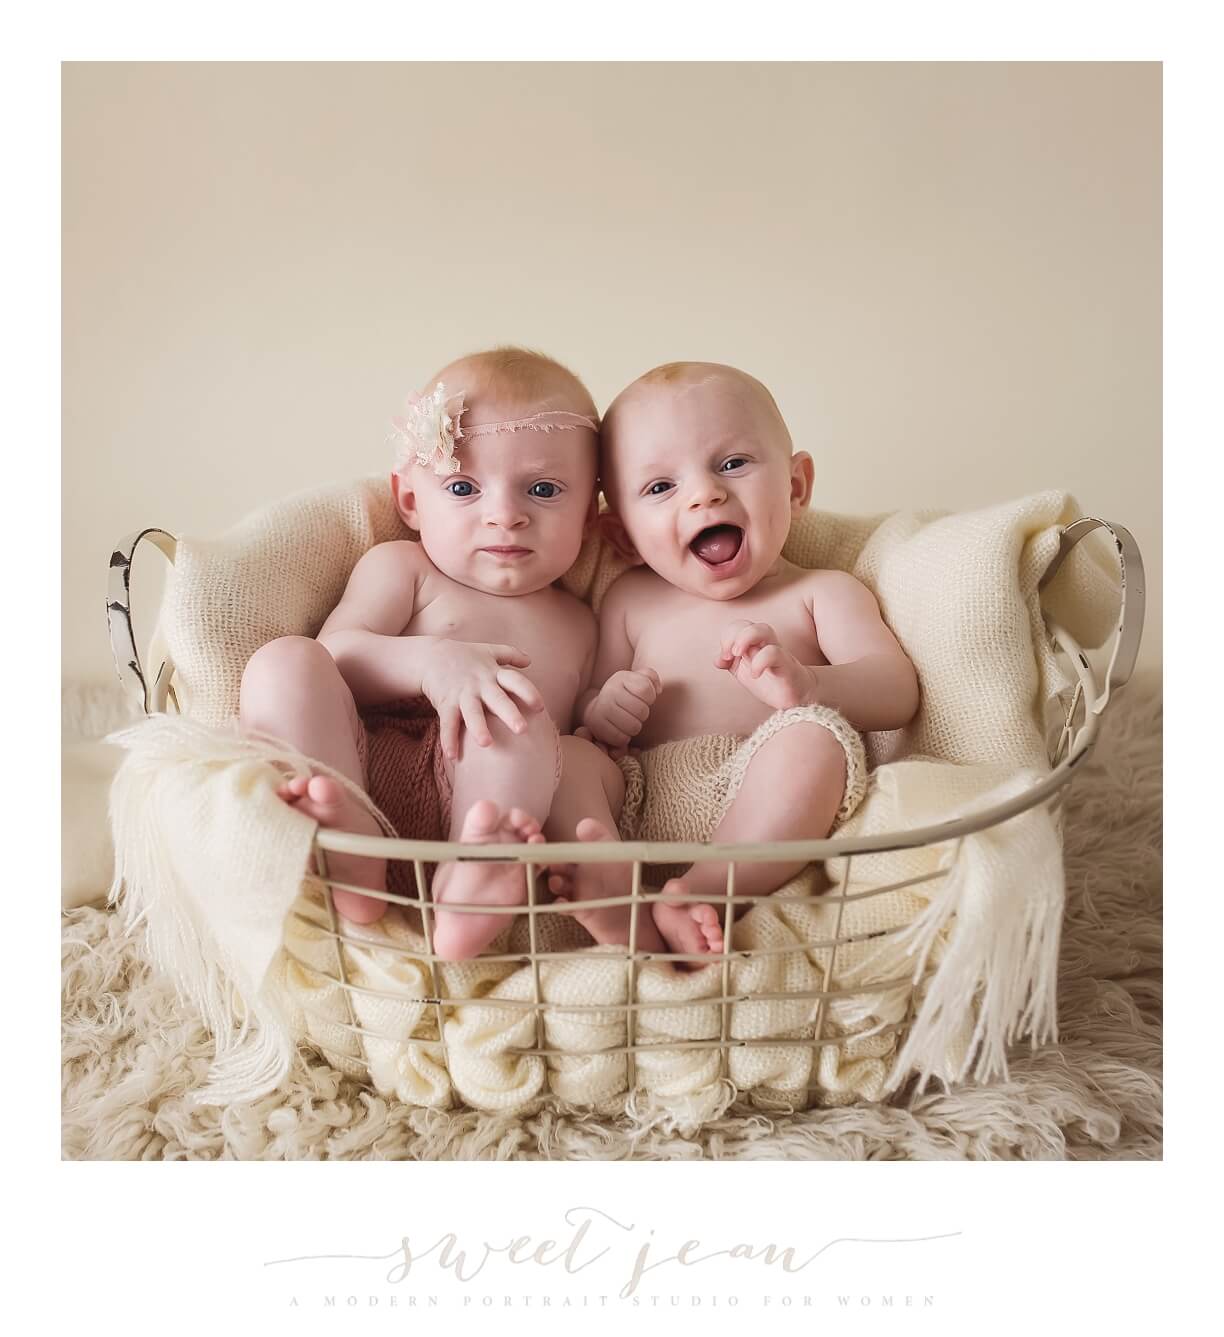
[108,478,1118,1115]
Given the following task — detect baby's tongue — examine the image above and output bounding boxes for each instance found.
[691,525,743,564]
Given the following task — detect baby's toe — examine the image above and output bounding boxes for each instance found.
[458,799,502,840]
[306,775,343,806]
[691,904,724,952]
[507,807,541,836]
[547,867,576,896]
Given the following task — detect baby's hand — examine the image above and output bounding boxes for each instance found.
[420,641,545,760]
[582,668,661,750]
[716,621,814,710]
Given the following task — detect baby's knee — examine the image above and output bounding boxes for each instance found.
[470,707,562,778]
[758,720,847,783]
[561,734,625,806]
[796,725,849,792]
[240,635,336,716]
[808,723,848,771]
[559,733,599,768]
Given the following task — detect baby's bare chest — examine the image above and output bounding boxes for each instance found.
[630,586,826,745]
[635,586,824,672]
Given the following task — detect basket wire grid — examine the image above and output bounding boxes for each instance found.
[107,517,1144,1101]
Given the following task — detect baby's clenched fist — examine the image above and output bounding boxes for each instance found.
[582,668,662,749]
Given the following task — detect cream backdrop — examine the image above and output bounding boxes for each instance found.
[63,61,1160,684]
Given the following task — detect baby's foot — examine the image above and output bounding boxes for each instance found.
[548,819,666,952]
[279,774,387,924]
[430,800,545,961]
[652,878,726,965]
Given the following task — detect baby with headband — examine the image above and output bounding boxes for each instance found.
[547,362,920,961]
[239,347,604,960]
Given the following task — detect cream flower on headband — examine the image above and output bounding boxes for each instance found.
[391,382,468,477]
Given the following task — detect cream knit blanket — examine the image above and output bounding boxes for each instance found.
[108,479,1118,1115]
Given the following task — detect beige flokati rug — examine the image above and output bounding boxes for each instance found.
[61,674,1162,1161]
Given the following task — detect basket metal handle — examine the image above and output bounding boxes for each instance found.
[1038,516,1145,714]
[107,528,180,715]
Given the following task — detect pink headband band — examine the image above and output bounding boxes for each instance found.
[391,382,598,477]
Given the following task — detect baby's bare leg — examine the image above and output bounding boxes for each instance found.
[653,723,848,959]
[239,636,388,923]
[429,710,559,961]
[544,737,666,952]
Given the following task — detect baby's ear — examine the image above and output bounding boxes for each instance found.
[789,451,815,511]
[597,512,643,565]
[389,471,421,531]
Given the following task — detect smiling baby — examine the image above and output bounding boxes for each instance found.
[548,361,921,960]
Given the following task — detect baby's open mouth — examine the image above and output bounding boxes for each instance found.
[689,524,744,566]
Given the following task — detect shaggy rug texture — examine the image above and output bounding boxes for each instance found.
[61,674,1162,1160]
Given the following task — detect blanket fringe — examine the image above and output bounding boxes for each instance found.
[106,715,392,1106]
[881,772,1064,1094]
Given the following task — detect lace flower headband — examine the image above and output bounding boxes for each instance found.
[390,382,599,477]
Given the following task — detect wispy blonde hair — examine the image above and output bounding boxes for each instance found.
[426,345,599,423]
[602,360,791,450]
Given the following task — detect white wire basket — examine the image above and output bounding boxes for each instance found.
[106,517,1145,1104]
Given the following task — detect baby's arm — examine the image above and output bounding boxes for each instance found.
[316,542,431,702]
[805,573,919,730]
[572,608,600,725]
[717,572,919,732]
[576,574,661,750]
[317,541,543,759]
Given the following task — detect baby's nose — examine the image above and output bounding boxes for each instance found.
[483,494,529,527]
[687,476,728,508]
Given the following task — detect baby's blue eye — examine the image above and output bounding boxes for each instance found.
[646,480,673,496]
[529,481,561,499]
[720,457,749,472]
[446,479,475,497]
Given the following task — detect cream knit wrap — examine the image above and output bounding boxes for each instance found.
[107,477,1120,1120]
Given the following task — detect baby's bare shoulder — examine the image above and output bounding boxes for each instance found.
[323,540,428,636]
[551,585,598,637]
[601,565,668,625]
[342,540,431,606]
[347,538,430,585]
[606,564,660,596]
[603,565,666,608]
[796,566,880,613]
